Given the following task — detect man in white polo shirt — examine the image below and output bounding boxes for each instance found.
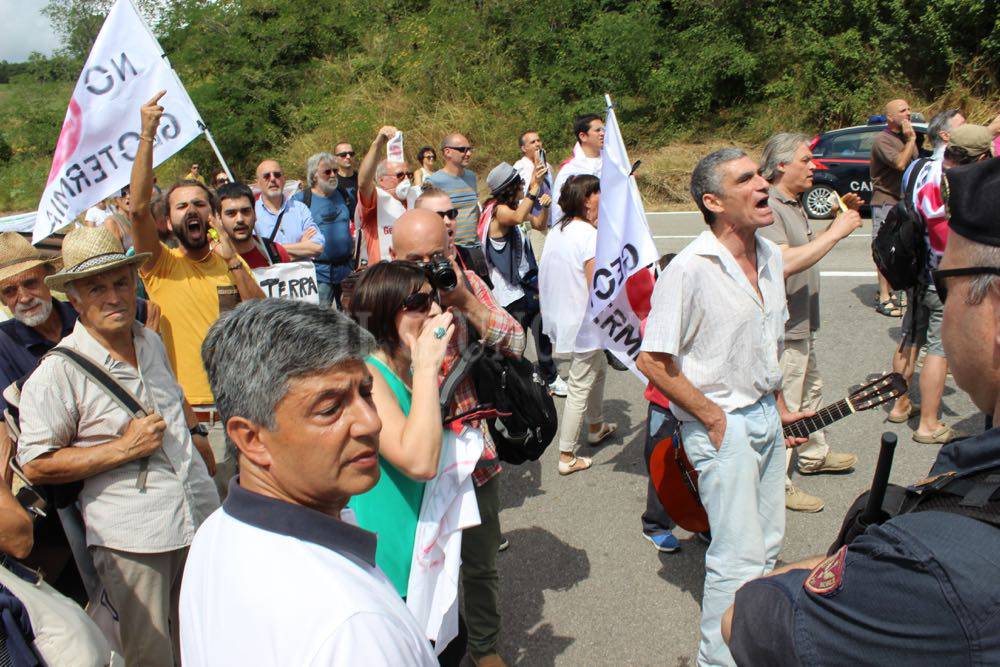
[637,148,810,667]
[180,298,435,666]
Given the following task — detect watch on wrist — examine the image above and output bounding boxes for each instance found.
[228,262,244,272]
[527,192,539,203]
[189,424,209,438]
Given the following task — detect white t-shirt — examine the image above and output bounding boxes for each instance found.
[487,229,530,307]
[84,206,108,226]
[180,485,437,667]
[641,230,788,421]
[539,219,602,354]
[550,146,601,227]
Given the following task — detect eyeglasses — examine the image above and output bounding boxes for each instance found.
[446,146,473,154]
[422,154,437,161]
[336,151,355,158]
[320,168,335,176]
[931,267,1000,303]
[214,178,229,186]
[261,171,283,181]
[393,171,414,180]
[434,208,459,220]
[401,290,440,313]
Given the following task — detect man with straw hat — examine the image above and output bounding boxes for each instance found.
[16,226,220,667]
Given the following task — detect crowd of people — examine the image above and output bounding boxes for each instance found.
[0,85,998,667]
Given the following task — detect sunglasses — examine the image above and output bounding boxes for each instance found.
[931,267,1000,303]
[401,290,440,313]
[422,154,437,161]
[214,179,229,186]
[446,146,473,154]
[393,171,414,180]
[261,171,283,181]
[336,151,355,158]
[435,208,459,221]
[320,168,335,176]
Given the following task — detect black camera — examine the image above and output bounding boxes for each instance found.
[422,253,458,292]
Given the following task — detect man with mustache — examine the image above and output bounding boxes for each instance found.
[215,182,291,269]
[253,159,324,261]
[292,152,354,307]
[131,91,265,499]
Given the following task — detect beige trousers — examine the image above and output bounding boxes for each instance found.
[91,546,187,667]
[557,349,607,453]
[779,334,829,486]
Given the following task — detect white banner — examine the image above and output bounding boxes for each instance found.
[252,261,320,303]
[588,97,658,379]
[33,0,204,243]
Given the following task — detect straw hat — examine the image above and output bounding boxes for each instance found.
[45,226,150,291]
[0,232,61,284]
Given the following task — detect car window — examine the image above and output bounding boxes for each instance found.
[822,129,880,158]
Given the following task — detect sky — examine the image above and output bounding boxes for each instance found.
[0,2,61,62]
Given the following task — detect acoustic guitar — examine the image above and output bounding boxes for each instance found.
[648,372,908,533]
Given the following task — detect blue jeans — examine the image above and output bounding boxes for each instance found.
[642,404,677,534]
[680,394,785,667]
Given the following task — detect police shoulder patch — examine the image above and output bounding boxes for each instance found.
[804,546,847,596]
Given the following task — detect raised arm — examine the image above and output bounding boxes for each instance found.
[130,90,167,269]
[358,126,398,201]
[208,216,266,301]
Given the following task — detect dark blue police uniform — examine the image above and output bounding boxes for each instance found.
[728,428,1000,666]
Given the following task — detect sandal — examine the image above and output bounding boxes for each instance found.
[586,422,618,445]
[893,291,908,308]
[875,299,902,317]
[912,424,957,445]
[558,456,593,476]
[887,403,920,423]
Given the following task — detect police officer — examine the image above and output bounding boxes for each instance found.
[721,157,1000,665]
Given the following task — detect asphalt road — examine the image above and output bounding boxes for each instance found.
[489,212,981,666]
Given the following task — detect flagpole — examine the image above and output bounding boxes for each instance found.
[605,93,613,109]
[200,123,234,181]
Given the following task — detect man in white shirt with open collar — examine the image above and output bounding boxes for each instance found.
[181,299,436,666]
[637,148,810,667]
[17,226,220,667]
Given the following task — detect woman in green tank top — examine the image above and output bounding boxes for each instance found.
[347,261,455,598]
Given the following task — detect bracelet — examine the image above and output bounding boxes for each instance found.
[139,135,155,143]
[527,192,539,203]
[228,262,244,272]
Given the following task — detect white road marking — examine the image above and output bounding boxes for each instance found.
[652,233,871,239]
[820,271,876,277]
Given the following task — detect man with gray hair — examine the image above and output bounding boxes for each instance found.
[356,125,413,264]
[637,148,811,667]
[180,299,436,666]
[292,151,354,307]
[758,132,863,513]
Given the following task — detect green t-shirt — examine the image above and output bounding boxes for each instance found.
[348,355,426,597]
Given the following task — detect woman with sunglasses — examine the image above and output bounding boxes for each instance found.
[212,170,230,189]
[347,261,455,598]
[479,161,566,396]
[414,146,436,186]
[539,174,617,475]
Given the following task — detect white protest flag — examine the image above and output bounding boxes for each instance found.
[33,0,204,243]
[587,96,659,380]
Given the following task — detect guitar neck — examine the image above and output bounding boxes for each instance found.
[783,398,854,439]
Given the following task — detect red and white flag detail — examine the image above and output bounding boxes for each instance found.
[33,0,203,243]
[587,97,659,380]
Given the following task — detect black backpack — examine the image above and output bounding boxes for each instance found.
[872,158,931,291]
[440,334,557,465]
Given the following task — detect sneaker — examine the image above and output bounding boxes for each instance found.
[498,537,510,552]
[798,452,857,475]
[643,530,681,553]
[786,484,825,512]
[548,376,568,397]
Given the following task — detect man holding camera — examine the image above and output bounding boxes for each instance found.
[392,208,525,667]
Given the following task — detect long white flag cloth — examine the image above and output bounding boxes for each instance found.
[587,98,659,380]
[406,427,483,653]
[33,0,203,243]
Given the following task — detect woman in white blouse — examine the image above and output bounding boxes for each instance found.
[539,174,617,475]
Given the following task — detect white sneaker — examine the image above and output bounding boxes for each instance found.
[548,376,568,397]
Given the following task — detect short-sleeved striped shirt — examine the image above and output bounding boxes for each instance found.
[426,169,481,244]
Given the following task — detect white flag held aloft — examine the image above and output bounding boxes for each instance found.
[33,0,204,243]
[587,96,658,379]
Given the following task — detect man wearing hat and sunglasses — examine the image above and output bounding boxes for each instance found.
[15,225,220,667]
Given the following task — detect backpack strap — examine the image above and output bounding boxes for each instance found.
[46,348,151,490]
[302,188,312,209]
[905,467,1000,529]
[260,238,283,265]
[439,340,483,418]
[268,209,287,244]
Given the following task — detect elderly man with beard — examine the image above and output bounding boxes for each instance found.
[131,91,265,499]
[292,152,354,307]
[356,125,415,265]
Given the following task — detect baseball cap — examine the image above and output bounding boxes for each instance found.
[949,124,993,158]
[486,162,520,196]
